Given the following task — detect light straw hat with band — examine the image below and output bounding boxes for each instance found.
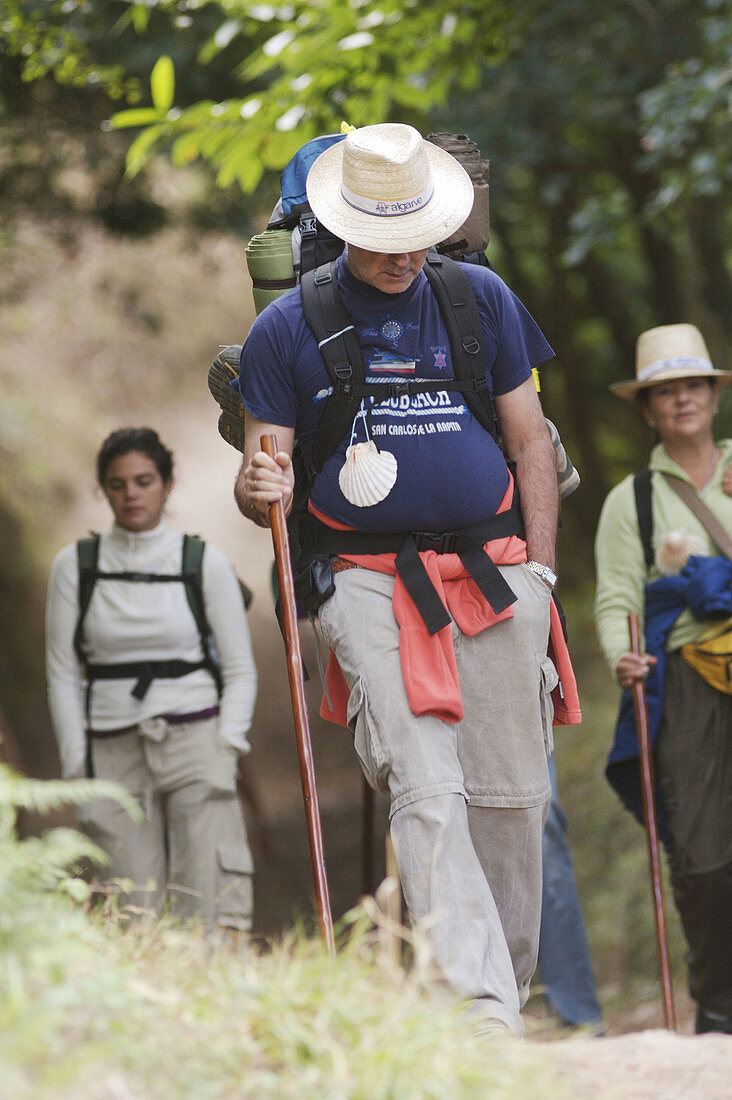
[305,123,475,254]
[611,323,732,400]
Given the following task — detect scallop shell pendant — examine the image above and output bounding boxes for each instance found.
[338,440,398,507]
[655,530,708,576]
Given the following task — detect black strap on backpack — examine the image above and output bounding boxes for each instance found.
[633,467,654,568]
[181,534,224,696]
[74,534,101,668]
[292,202,345,275]
[301,259,369,472]
[422,251,500,442]
[300,252,500,474]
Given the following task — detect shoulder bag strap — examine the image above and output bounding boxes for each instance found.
[661,471,732,561]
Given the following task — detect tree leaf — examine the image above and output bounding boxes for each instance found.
[150,56,175,113]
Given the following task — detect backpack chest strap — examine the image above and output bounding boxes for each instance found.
[84,658,212,701]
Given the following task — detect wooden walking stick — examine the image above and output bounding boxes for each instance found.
[628,611,676,1030]
[261,434,335,957]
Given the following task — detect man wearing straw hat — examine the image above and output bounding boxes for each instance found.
[595,323,732,1034]
[235,123,578,1035]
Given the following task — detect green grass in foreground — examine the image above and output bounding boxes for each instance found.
[0,764,563,1100]
[1,901,560,1100]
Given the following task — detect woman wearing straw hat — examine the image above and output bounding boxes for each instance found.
[594,324,732,1033]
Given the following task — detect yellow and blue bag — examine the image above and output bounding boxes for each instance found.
[681,616,732,694]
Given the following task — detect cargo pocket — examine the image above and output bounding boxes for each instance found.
[216,842,254,931]
[205,732,239,797]
[539,655,559,757]
[348,677,391,795]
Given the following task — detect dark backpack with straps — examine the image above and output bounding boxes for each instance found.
[74,533,225,709]
[300,250,500,476]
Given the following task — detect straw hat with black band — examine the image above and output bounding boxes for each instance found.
[611,323,732,401]
[305,123,475,254]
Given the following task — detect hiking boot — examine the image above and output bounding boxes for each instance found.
[208,345,245,452]
[695,1006,732,1034]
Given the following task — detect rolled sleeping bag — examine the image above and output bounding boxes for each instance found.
[245,228,296,315]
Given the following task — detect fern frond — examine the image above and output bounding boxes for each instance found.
[0,763,142,822]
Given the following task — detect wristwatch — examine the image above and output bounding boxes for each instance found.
[526,560,558,588]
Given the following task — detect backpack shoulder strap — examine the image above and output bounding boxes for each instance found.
[181,534,208,639]
[290,202,345,275]
[422,253,499,442]
[181,534,223,695]
[74,534,100,664]
[301,261,367,472]
[633,467,654,568]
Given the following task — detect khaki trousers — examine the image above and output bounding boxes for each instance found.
[318,563,554,1034]
[79,715,253,931]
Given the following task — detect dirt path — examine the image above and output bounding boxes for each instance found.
[546,1030,731,1098]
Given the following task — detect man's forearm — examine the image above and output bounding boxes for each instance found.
[512,433,559,570]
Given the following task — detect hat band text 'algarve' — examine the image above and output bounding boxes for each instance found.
[639,356,714,383]
[340,178,435,218]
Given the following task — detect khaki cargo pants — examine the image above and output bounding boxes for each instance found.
[317,562,554,1035]
[79,715,253,931]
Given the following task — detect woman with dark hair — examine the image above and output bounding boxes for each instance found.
[594,325,732,1034]
[46,427,257,934]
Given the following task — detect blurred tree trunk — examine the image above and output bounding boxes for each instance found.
[0,504,58,779]
[686,195,732,345]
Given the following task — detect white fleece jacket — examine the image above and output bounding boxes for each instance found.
[46,520,257,779]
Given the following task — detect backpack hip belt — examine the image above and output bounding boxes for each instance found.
[298,494,525,635]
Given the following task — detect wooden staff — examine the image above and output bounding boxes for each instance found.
[261,434,335,957]
[628,611,676,1030]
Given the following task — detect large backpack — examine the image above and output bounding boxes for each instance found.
[73,533,251,712]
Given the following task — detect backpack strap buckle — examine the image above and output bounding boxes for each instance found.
[300,213,318,239]
[388,381,412,398]
[412,531,457,554]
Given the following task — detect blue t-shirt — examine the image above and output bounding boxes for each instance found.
[240,254,553,533]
